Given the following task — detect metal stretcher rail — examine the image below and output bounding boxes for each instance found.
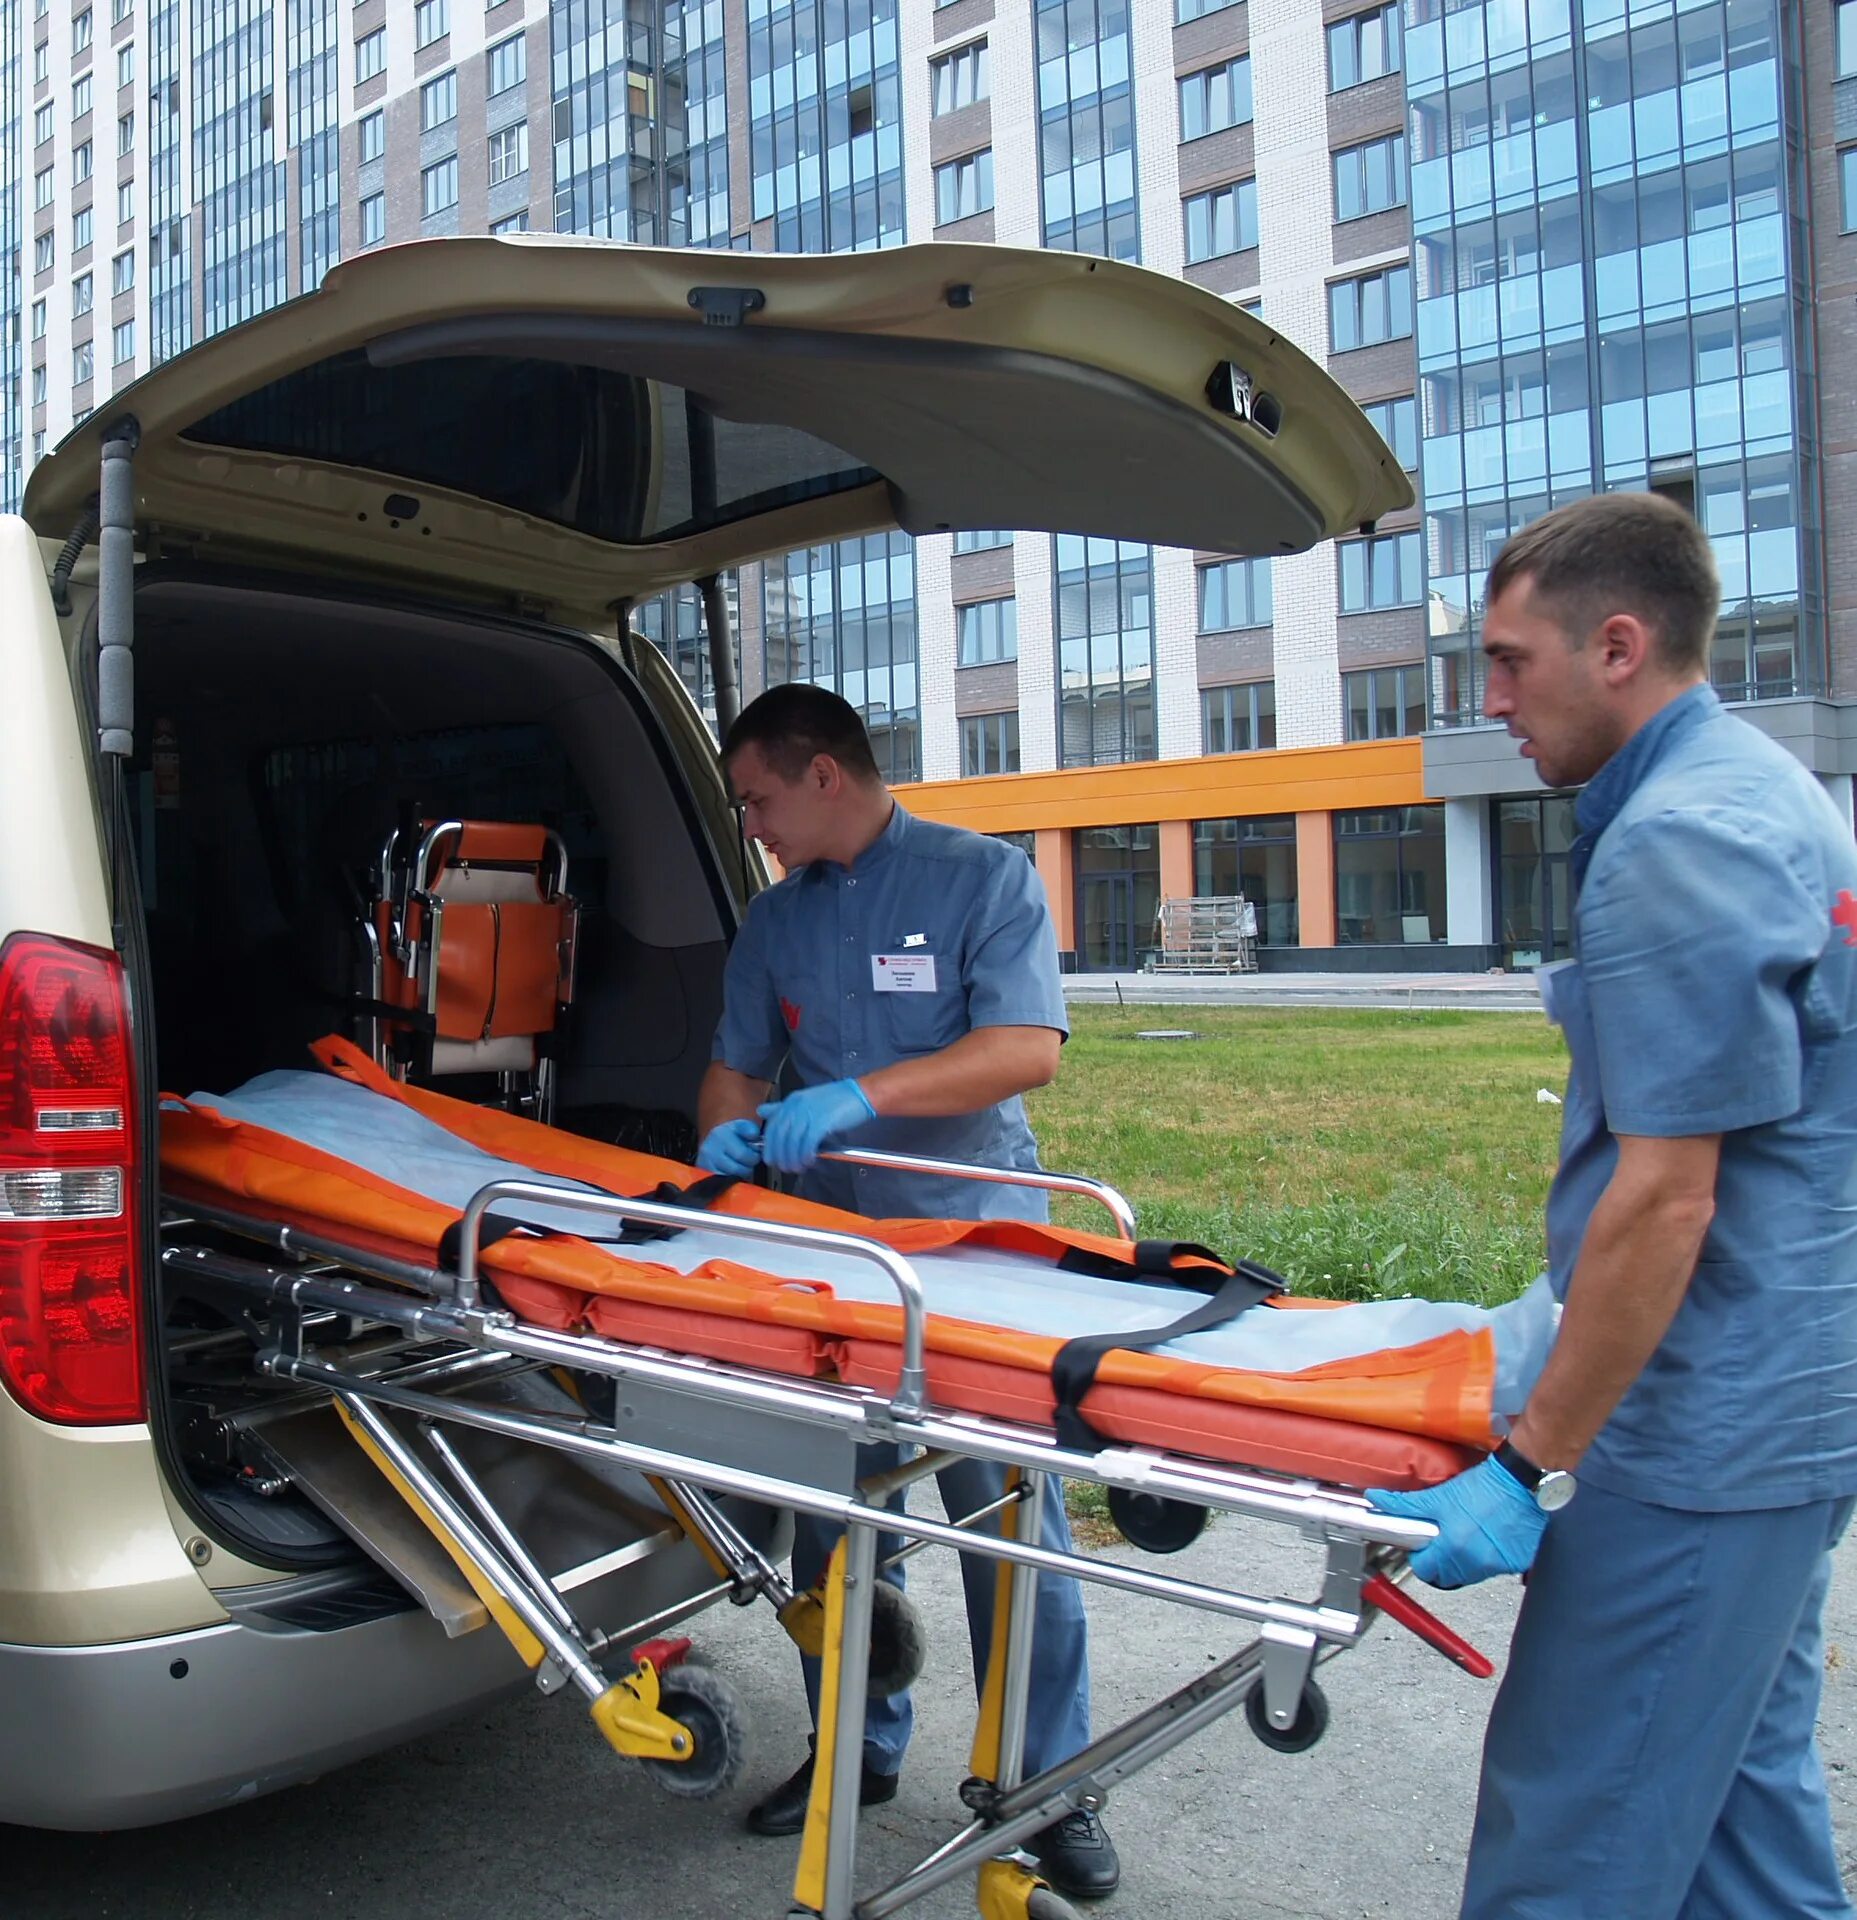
[161,1151,1480,1920]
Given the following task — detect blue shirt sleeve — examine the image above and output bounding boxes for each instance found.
[710,893,790,1082]
[963,851,1071,1038]
[1579,809,1824,1137]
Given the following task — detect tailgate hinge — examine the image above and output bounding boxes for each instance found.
[686,286,767,328]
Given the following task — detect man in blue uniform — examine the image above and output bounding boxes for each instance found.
[1371,492,1857,1918]
[696,683,1118,1901]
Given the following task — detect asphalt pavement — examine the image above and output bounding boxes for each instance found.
[12,1495,1856,1919]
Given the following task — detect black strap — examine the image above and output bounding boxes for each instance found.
[1049,1256,1287,1455]
[343,993,437,1034]
[433,1174,741,1273]
[1056,1238,1234,1283]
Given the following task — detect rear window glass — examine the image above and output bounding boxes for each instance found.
[181,350,877,545]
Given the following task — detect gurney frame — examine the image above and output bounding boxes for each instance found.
[161,1150,1477,1920]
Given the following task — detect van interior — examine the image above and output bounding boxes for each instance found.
[127,572,745,1574]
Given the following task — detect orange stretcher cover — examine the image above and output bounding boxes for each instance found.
[157,1036,1494,1489]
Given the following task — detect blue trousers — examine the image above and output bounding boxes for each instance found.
[1462,1483,1854,1920]
[792,1443,1093,1779]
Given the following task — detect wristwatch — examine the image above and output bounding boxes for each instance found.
[1495,1439,1577,1513]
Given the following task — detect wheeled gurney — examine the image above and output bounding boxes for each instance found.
[159,1039,1527,1920]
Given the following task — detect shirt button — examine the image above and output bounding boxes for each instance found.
[847,879,857,888]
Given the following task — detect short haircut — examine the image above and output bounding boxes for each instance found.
[722,682,882,785]
[1485,492,1720,673]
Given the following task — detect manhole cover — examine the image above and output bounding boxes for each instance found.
[1134,1029,1200,1041]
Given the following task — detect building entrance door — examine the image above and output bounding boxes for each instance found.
[1080,874,1140,971]
[1497,796,1577,966]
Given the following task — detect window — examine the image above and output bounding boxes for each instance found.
[935,150,993,224]
[1337,529,1422,611]
[359,108,384,163]
[360,191,385,246]
[1175,0,1237,22]
[1183,179,1257,262]
[73,206,93,251]
[116,178,132,224]
[111,248,132,294]
[1178,57,1252,141]
[1841,0,1857,77]
[491,209,531,234]
[1361,395,1417,469]
[487,32,526,96]
[1329,264,1412,351]
[31,298,46,338]
[1202,681,1276,753]
[1843,148,1857,234]
[34,232,54,273]
[33,44,47,86]
[73,74,92,118]
[1333,133,1405,220]
[488,122,528,185]
[420,70,456,130]
[71,271,92,315]
[931,40,988,116]
[414,0,448,48]
[31,365,46,407]
[117,111,133,154]
[1343,664,1427,740]
[1198,556,1271,631]
[32,433,45,463]
[355,26,385,82]
[72,7,91,52]
[1327,3,1401,90]
[1335,806,1444,945]
[73,339,93,385]
[34,167,53,211]
[117,42,133,89]
[112,0,129,20]
[73,141,92,184]
[112,317,133,364]
[421,156,458,217]
[954,528,1012,553]
[961,712,1021,777]
[958,597,1018,665]
[33,102,52,145]
[1194,815,1298,944]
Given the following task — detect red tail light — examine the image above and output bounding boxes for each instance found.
[0,933,144,1424]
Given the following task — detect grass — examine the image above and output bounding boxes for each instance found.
[1025,1005,1569,1309]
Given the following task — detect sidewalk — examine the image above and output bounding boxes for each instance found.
[1063,970,1546,1013]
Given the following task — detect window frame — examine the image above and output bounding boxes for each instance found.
[1326,3,1402,92]
[355,25,386,83]
[420,70,457,131]
[934,148,994,225]
[414,0,449,50]
[1336,529,1423,613]
[930,39,989,117]
[1183,177,1258,263]
[487,31,526,97]
[1200,680,1277,754]
[1342,663,1429,740]
[420,154,460,218]
[957,595,1019,666]
[1197,556,1272,633]
[959,710,1022,777]
[1329,263,1413,352]
[1332,132,1406,222]
[1177,55,1252,143]
[488,121,529,186]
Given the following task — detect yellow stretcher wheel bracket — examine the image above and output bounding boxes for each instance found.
[591,1658,749,1800]
[976,1859,1082,1920]
[779,1579,928,1698]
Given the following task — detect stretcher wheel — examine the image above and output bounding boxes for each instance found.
[1244,1678,1329,1754]
[1026,1889,1083,1920]
[867,1580,928,1698]
[1105,1487,1208,1555]
[638,1664,748,1799]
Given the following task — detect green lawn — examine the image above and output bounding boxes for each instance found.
[1025,1006,1569,1308]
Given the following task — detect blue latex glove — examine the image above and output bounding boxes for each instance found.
[695,1117,763,1179]
[757,1078,877,1174]
[1366,1454,1547,1590]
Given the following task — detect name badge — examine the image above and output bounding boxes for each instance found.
[872,953,938,993]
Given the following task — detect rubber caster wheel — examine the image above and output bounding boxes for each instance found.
[867,1579,928,1698]
[1106,1486,1208,1555]
[1245,1677,1329,1754]
[1027,1890,1084,1920]
[639,1664,748,1798]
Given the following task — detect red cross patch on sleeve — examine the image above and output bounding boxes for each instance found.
[780,996,802,1031]
[1834,890,1857,948]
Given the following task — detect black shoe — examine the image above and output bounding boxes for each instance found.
[1028,1809,1122,1900]
[744,1751,900,1837]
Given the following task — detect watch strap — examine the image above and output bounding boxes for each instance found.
[1494,1439,1545,1492]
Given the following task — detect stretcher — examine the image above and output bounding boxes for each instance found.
[159,1036,1536,1920]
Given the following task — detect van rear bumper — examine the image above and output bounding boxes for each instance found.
[0,1602,523,1831]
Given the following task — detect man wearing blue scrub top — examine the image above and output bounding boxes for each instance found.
[1371,492,1857,1919]
[696,683,1117,1901]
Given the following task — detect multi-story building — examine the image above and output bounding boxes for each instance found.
[6,0,1853,971]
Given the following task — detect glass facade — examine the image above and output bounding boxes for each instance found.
[286,0,339,295]
[634,576,741,732]
[193,0,288,337]
[550,0,688,245]
[1036,0,1137,261]
[674,0,729,245]
[149,0,191,362]
[1056,534,1154,766]
[746,0,902,251]
[0,0,19,509]
[1496,793,1577,966]
[1193,814,1298,945]
[761,533,920,782]
[1414,0,1820,724]
[1075,823,1159,970]
[1335,805,1446,944]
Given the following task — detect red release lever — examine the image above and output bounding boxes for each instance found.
[1363,1573,1495,1679]
[632,1634,694,1673]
